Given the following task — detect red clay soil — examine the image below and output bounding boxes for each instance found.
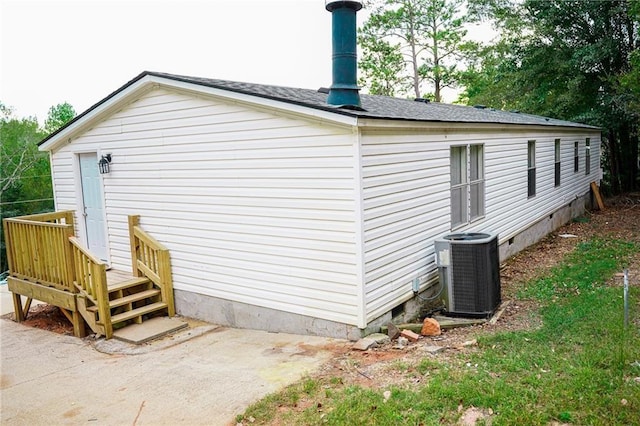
[14,303,74,335]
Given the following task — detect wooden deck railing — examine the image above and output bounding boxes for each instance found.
[2,211,75,291]
[70,237,112,337]
[128,215,175,316]
[3,211,174,339]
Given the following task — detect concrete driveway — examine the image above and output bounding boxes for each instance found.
[0,316,342,425]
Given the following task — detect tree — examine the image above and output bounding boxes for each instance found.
[358,35,406,96]
[0,104,47,271]
[460,0,639,193]
[0,104,46,203]
[0,101,76,271]
[359,0,469,101]
[44,102,76,135]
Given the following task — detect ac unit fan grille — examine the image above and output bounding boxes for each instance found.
[450,238,500,315]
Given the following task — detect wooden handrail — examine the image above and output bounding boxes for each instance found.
[70,237,112,338]
[5,218,71,229]
[128,215,175,316]
[3,211,76,292]
[11,210,74,226]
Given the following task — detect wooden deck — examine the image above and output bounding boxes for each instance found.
[107,269,136,286]
[3,211,175,339]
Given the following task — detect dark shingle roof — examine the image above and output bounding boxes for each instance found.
[149,71,597,129]
[39,70,599,147]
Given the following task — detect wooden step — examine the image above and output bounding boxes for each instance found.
[110,302,168,324]
[108,277,151,293]
[109,289,161,309]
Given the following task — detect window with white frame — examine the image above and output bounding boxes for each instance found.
[585,138,591,175]
[528,140,536,197]
[554,139,561,187]
[470,144,485,220]
[451,144,485,228]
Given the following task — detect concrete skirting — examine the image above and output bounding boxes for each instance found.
[175,191,592,340]
[498,191,591,261]
[175,290,364,341]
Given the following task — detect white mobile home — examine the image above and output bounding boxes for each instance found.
[38,70,601,339]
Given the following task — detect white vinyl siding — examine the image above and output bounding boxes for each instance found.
[358,128,599,324]
[458,132,601,245]
[50,88,361,326]
[360,130,450,322]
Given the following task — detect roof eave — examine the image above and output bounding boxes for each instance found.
[147,73,358,128]
[355,117,601,132]
[39,72,157,152]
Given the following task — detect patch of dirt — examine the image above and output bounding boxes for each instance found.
[3,303,75,335]
[458,406,495,426]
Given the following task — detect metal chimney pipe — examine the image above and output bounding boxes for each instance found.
[325,0,362,108]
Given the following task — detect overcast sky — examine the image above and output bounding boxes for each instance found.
[1,0,493,123]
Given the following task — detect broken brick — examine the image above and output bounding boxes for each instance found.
[400,329,420,342]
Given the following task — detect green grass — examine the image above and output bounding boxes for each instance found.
[519,238,637,300]
[237,238,640,425]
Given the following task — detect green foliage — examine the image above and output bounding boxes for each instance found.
[460,0,640,193]
[358,35,406,96]
[44,102,76,135]
[0,101,76,272]
[359,0,469,101]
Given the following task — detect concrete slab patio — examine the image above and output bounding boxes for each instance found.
[0,317,342,425]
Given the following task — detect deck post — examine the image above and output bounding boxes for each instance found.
[94,262,112,339]
[158,250,175,316]
[63,211,75,229]
[3,219,15,273]
[63,225,76,291]
[11,292,25,322]
[72,310,87,338]
[128,215,142,277]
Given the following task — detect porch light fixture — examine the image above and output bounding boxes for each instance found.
[98,154,112,174]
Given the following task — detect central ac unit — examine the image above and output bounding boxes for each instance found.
[434,232,501,317]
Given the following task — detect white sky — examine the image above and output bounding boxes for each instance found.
[1,0,494,123]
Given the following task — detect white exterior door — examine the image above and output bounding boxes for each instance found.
[79,153,109,263]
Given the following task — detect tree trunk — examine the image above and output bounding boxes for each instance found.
[408,7,421,99]
[432,16,441,102]
[619,122,639,191]
[607,129,621,194]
